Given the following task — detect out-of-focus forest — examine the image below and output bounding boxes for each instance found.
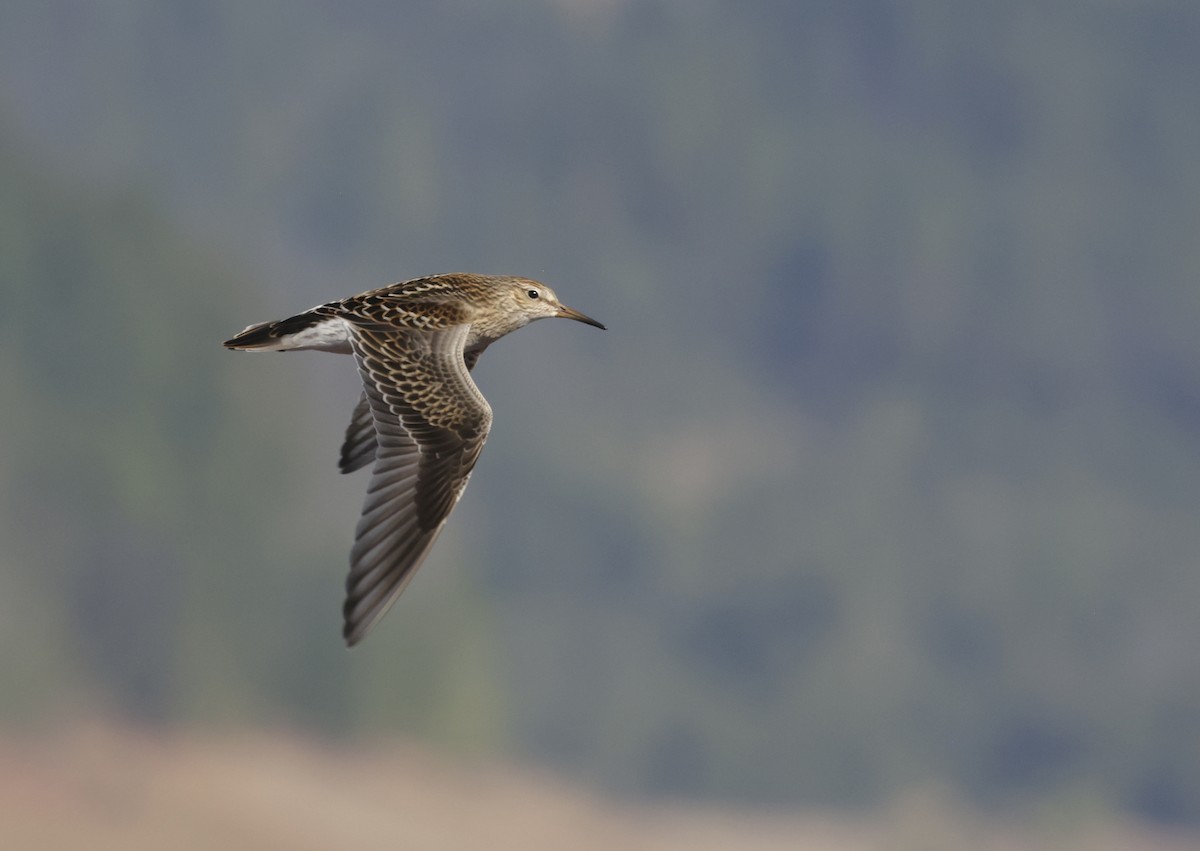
[2,0,1199,836]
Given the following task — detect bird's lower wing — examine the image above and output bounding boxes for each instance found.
[343,323,492,646]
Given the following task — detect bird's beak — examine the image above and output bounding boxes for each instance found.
[556,304,607,330]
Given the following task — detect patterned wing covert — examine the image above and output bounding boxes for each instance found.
[342,323,492,646]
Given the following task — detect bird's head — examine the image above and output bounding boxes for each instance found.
[502,278,607,330]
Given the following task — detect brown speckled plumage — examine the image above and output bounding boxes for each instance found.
[224,273,605,646]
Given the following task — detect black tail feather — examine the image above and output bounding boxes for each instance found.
[222,310,332,350]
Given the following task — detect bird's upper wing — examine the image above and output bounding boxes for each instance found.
[338,349,482,475]
[342,321,492,646]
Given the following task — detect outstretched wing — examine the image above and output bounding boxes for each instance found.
[338,349,483,475]
[343,323,492,646]
[338,393,377,474]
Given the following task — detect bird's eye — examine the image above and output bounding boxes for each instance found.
[527,289,540,299]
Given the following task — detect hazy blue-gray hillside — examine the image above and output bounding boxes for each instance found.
[2,0,1199,823]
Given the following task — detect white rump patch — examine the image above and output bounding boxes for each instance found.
[280,316,353,353]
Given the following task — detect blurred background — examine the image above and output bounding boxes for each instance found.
[2,1,1199,848]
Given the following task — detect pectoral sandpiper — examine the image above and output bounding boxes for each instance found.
[224,273,605,646]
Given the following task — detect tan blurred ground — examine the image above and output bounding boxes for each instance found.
[0,724,1193,851]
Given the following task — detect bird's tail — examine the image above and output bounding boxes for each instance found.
[223,319,286,350]
[223,309,351,353]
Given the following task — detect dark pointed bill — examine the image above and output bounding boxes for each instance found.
[556,304,607,330]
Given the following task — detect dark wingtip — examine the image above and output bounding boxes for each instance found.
[343,599,367,647]
[342,616,362,648]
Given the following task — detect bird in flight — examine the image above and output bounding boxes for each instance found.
[224,273,605,646]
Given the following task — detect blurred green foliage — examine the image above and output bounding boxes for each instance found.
[1,0,1199,826]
